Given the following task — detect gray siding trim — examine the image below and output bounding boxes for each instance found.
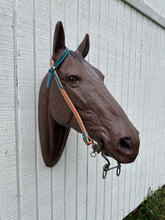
[122,0,165,29]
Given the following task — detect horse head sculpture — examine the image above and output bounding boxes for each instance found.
[38,21,140,170]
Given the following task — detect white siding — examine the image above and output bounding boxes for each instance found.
[0,1,18,219]
[143,0,165,17]
[0,0,165,219]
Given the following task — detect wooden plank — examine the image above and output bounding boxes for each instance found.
[121,3,132,217]
[16,0,37,218]
[35,0,52,219]
[133,12,143,208]
[0,0,18,219]
[127,8,139,214]
[143,18,152,196]
[138,16,148,203]
[149,21,156,192]
[148,19,156,193]
[153,25,162,191]
[159,27,165,186]
[148,18,156,193]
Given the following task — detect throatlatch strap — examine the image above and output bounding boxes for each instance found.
[47,48,92,146]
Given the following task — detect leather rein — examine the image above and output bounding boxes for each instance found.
[46,48,121,179]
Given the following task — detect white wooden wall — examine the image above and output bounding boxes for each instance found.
[143,0,165,17]
[1,0,165,219]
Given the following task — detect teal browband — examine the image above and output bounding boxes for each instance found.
[46,48,69,88]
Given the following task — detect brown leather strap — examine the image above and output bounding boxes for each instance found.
[49,56,92,145]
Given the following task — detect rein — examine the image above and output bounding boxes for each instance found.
[47,48,121,179]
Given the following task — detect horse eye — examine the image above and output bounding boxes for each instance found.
[69,75,78,83]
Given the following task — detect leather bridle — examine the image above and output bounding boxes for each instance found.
[46,48,121,179]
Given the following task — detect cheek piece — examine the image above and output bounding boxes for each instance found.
[46,48,121,179]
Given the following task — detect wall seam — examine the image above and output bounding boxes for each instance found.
[33,0,39,218]
[13,0,21,218]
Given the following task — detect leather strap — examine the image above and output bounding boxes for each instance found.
[47,48,92,145]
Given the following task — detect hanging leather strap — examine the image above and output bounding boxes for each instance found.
[47,48,92,145]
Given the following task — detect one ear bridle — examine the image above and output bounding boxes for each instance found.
[47,48,92,146]
[46,48,121,179]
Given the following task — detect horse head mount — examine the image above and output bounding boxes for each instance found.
[38,21,140,179]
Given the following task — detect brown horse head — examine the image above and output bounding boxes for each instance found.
[38,21,140,167]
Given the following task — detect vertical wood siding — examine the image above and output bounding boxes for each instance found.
[1,0,165,219]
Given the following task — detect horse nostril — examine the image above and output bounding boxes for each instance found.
[119,137,130,150]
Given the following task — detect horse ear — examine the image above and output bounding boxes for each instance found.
[76,34,90,58]
[38,74,70,167]
[53,21,66,58]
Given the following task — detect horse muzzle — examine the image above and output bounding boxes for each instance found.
[97,131,140,164]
